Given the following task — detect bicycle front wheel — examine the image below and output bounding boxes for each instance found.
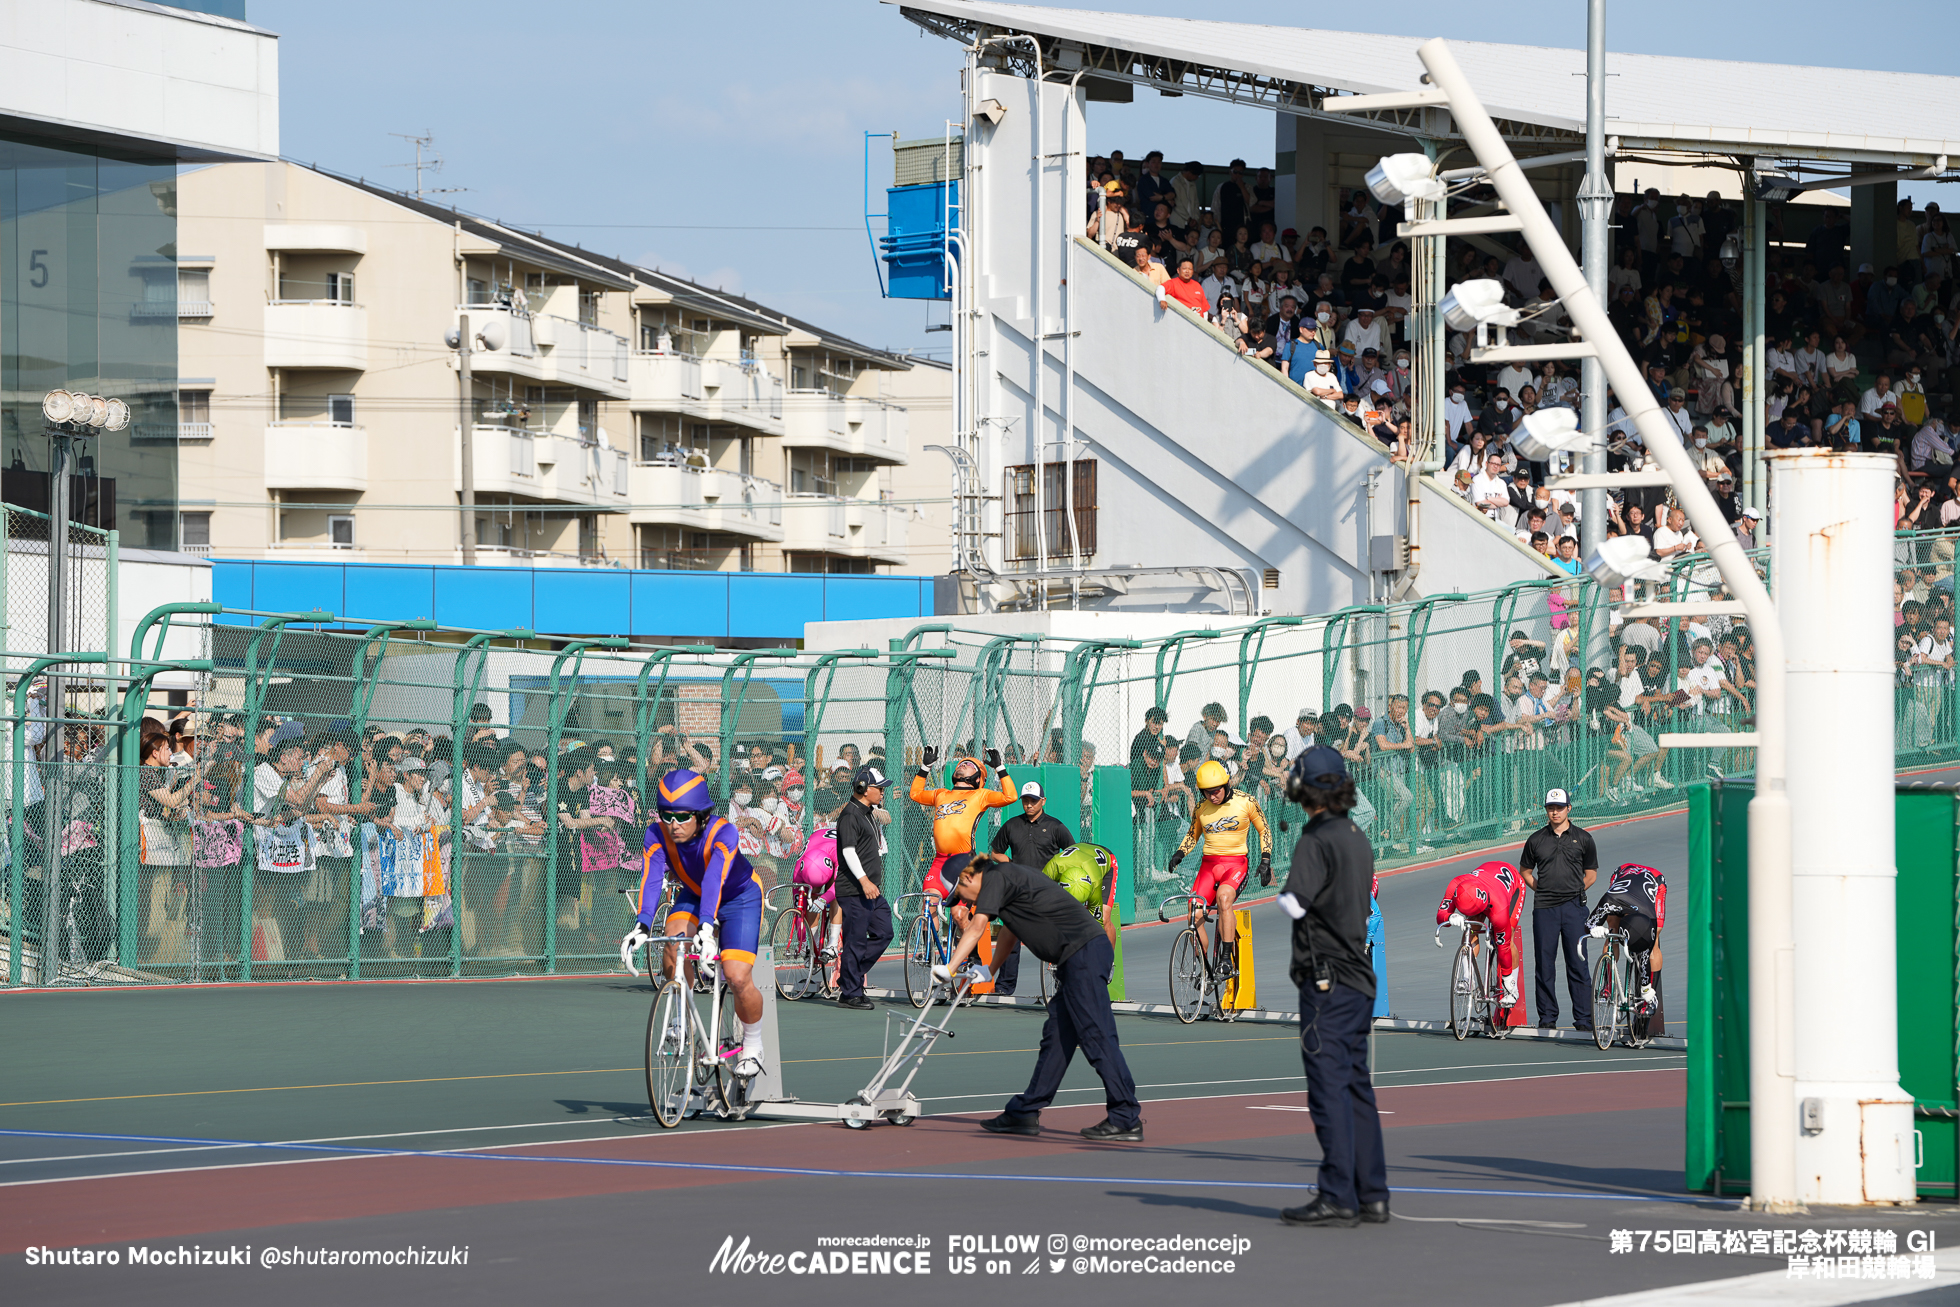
[1169,928,1207,1024]
[1449,945,1477,1041]
[903,913,935,1008]
[646,978,694,1128]
[770,908,814,1001]
[1591,947,1619,1051]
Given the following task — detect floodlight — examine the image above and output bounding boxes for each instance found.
[1439,279,1520,331]
[84,395,109,427]
[1585,534,1668,591]
[1365,154,1447,206]
[41,390,79,423]
[1754,172,1801,203]
[102,398,130,432]
[1511,407,1594,462]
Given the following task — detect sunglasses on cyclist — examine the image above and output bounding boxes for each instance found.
[656,810,700,824]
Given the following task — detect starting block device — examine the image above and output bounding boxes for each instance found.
[744,948,973,1128]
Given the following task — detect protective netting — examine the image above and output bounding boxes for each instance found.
[6,524,1959,987]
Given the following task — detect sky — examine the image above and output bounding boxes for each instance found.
[256,0,1957,359]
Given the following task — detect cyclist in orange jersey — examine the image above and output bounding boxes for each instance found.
[909,747,1017,906]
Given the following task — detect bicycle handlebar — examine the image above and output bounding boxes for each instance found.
[1158,893,1215,924]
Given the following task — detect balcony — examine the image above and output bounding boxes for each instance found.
[264,301,368,370]
[703,359,785,435]
[627,463,784,541]
[457,426,627,509]
[179,300,213,318]
[265,542,367,562]
[450,546,617,568]
[178,422,214,442]
[781,493,908,563]
[628,351,705,416]
[783,393,908,463]
[534,315,631,398]
[264,422,369,492]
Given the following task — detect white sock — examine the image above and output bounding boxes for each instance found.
[826,923,842,948]
[741,1020,764,1052]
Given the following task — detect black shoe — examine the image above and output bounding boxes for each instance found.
[980,1113,1040,1137]
[993,987,1016,998]
[1536,1023,1556,1031]
[1633,1002,1653,1040]
[1280,1198,1360,1228]
[837,994,875,1010]
[1079,1117,1144,1142]
[1360,1201,1391,1225]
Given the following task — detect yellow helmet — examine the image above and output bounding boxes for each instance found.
[1194,760,1231,791]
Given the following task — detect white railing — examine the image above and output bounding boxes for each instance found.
[178,422,213,441]
[790,491,849,539]
[178,301,213,317]
[180,543,213,557]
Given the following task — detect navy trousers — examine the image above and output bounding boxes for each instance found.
[1004,935,1140,1128]
[837,894,891,998]
[1300,981,1389,1211]
[993,939,1022,995]
[1533,898,1595,1030]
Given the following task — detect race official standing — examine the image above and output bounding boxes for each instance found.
[1520,787,1598,1032]
[985,781,1075,996]
[1275,746,1389,1228]
[941,852,1143,1141]
[833,765,891,1010]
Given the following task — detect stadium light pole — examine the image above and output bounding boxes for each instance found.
[1333,40,1796,1211]
[1576,0,1611,564]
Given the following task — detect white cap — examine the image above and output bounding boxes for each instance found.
[1020,781,1044,799]
[1544,788,1570,807]
[1742,506,1762,519]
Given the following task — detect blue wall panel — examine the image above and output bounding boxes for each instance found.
[629,572,730,638]
[431,567,532,631]
[533,570,632,636]
[343,565,435,621]
[728,574,825,640]
[213,560,936,640]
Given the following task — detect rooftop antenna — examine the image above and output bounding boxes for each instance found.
[386,131,467,200]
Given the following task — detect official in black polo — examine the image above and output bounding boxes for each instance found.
[985,782,1074,997]
[1275,746,1389,1228]
[1520,786,1599,1032]
[940,852,1143,1141]
[832,765,891,1010]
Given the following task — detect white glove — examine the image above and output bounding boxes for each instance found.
[619,923,652,976]
[693,922,720,962]
[1449,912,1466,928]
[1589,924,1608,938]
[1155,284,1167,306]
[964,963,993,985]
[931,963,954,983]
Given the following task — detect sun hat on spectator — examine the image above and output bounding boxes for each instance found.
[1103,181,1125,197]
[269,719,304,749]
[1296,707,1317,721]
[399,756,426,773]
[1742,506,1762,520]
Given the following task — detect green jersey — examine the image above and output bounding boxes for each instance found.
[1043,843,1116,916]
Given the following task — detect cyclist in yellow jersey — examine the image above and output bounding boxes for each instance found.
[1167,760,1272,969]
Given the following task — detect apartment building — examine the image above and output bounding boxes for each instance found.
[175,161,950,575]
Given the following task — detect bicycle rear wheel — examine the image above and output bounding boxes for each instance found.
[645,978,694,1128]
[903,913,936,1008]
[1591,948,1619,1051]
[770,908,814,1001]
[1449,945,1476,1041]
[1168,928,1207,1024]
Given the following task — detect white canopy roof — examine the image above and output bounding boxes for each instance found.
[893,0,1960,168]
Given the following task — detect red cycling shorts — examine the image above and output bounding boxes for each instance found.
[1191,854,1249,907]
[922,851,958,900]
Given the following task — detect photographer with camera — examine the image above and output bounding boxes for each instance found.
[1274,745,1389,1229]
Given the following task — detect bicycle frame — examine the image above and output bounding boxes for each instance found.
[1438,917,1509,1039]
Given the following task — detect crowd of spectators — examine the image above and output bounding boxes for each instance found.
[1091,150,1960,550]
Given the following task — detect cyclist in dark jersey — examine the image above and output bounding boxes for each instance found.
[1587,862,1667,1038]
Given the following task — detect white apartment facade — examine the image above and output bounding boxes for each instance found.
[175,161,950,575]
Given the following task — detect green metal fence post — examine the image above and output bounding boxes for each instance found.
[1319,606,1385,712]
[235,609,334,980]
[1151,629,1222,713]
[881,646,957,897]
[544,638,628,973]
[9,653,107,985]
[1061,639,1140,772]
[1490,579,1560,690]
[801,649,877,841]
[717,649,799,802]
[1236,617,1305,730]
[633,646,714,793]
[1405,593,1468,708]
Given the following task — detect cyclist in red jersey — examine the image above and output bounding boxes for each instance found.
[1435,859,1525,1009]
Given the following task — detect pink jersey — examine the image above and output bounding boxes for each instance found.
[791,826,840,900]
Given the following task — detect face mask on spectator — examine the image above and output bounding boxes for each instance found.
[1211,747,1233,760]
[787,787,803,802]
[760,796,779,813]
[733,789,753,806]
[1316,310,1332,323]
[1694,437,1707,447]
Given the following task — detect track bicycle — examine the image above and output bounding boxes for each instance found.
[1162,893,1241,1024]
[1435,914,1512,1041]
[642,931,761,1127]
[1588,924,1654,1050]
[899,890,955,1008]
[769,881,840,1001]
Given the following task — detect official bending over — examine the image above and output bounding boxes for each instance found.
[940,852,1143,1141]
[1275,746,1389,1228]
[833,765,891,1010]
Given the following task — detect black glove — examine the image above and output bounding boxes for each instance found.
[921,746,939,770]
[985,748,1002,770]
[1258,855,1273,887]
[1167,850,1185,873]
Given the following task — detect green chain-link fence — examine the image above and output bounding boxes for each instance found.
[6,517,1960,987]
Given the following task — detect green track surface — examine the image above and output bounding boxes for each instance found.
[0,978,1679,1167]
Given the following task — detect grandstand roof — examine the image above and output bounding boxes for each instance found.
[894,1,1960,168]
